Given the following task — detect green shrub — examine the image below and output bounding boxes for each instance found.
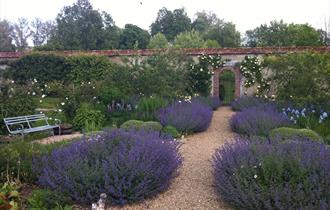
[136,97,167,121]
[270,127,322,142]
[162,125,179,138]
[140,121,162,132]
[27,189,73,210]
[66,55,114,83]
[72,103,105,131]
[120,120,144,130]
[0,182,20,210]
[7,53,68,84]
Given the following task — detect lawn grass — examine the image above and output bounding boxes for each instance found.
[36,97,60,109]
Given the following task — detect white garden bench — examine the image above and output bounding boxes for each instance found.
[3,114,61,137]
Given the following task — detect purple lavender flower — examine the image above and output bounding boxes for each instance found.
[157,100,213,133]
[213,138,330,210]
[34,129,182,205]
[230,105,292,136]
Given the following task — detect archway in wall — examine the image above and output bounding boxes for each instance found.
[211,66,241,101]
[219,70,235,104]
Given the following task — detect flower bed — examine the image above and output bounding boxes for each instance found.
[157,101,213,133]
[213,138,330,210]
[34,129,182,205]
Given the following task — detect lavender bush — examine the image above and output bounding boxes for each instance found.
[34,129,182,205]
[157,101,213,133]
[230,105,291,136]
[192,96,222,110]
[213,138,330,210]
[231,96,271,111]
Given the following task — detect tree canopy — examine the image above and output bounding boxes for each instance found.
[245,20,324,47]
[0,20,15,52]
[119,24,150,49]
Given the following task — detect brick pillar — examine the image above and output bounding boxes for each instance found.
[212,72,219,98]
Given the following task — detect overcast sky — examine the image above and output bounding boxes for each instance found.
[0,0,329,33]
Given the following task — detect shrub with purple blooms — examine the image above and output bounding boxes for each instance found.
[192,96,221,110]
[34,129,182,205]
[213,138,330,210]
[231,96,271,111]
[230,105,291,136]
[157,101,213,133]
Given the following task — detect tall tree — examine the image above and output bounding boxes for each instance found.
[192,11,241,47]
[31,18,56,46]
[245,20,323,47]
[150,7,191,41]
[11,18,32,51]
[173,30,205,48]
[0,20,15,51]
[51,0,119,50]
[148,33,169,49]
[119,24,150,49]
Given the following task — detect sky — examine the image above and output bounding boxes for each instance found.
[0,0,329,34]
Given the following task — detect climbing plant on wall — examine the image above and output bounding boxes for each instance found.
[188,54,224,96]
[240,56,271,98]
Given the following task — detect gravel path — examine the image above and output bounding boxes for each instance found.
[111,106,235,210]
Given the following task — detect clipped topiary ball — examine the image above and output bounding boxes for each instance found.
[162,125,179,138]
[120,120,144,130]
[270,127,322,142]
[140,121,163,132]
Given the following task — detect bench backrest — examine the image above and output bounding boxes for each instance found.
[4,114,49,128]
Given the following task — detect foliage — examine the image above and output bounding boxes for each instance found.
[120,120,144,130]
[140,121,163,132]
[72,103,105,131]
[240,56,271,97]
[119,24,150,49]
[50,0,120,50]
[150,7,191,41]
[265,52,330,106]
[27,189,73,210]
[204,39,220,48]
[219,71,235,104]
[0,140,71,184]
[246,20,323,47]
[30,18,56,47]
[8,53,68,84]
[230,105,292,136]
[188,54,224,96]
[230,96,271,111]
[173,30,205,48]
[66,54,114,83]
[157,100,213,133]
[136,96,168,121]
[192,96,221,110]
[213,138,330,210]
[0,182,20,210]
[0,19,15,52]
[269,127,322,142]
[162,125,179,138]
[34,129,182,204]
[0,83,37,135]
[148,33,169,49]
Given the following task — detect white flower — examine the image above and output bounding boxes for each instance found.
[41,94,46,98]
[32,92,36,96]
[39,100,43,103]
[88,81,91,84]
[61,102,65,106]
[33,78,37,83]
[92,86,95,89]
[93,96,97,100]
[11,80,15,84]
[65,97,69,100]
[178,100,182,103]
[44,84,48,87]
[254,174,258,179]
[58,109,62,112]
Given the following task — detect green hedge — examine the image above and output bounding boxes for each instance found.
[269,127,322,142]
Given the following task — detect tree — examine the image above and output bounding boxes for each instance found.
[150,7,191,41]
[10,18,32,51]
[50,0,119,50]
[173,30,205,48]
[119,24,150,49]
[192,11,241,47]
[245,20,323,47]
[0,20,15,51]
[148,33,169,49]
[31,18,56,46]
